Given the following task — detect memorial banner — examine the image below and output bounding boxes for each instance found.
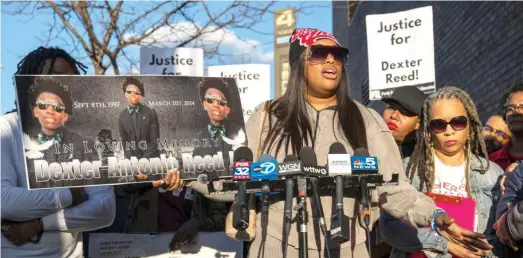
[15,75,245,189]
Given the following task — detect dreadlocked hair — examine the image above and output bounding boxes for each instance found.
[15,46,87,75]
[406,86,489,193]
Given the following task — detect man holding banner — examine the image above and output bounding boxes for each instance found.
[1,46,115,258]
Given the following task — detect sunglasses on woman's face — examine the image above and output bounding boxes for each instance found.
[306,45,349,66]
[35,100,66,113]
[205,95,227,106]
[429,116,468,133]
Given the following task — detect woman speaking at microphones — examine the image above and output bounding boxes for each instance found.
[380,87,503,258]
[184,29,493,257]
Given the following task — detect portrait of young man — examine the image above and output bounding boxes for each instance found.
[192,78,246,178]
[118,76,161,162]
[23,76,96,189]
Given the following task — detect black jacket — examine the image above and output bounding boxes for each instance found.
[118,104,160,160]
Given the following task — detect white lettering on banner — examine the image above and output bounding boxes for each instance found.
[140,47,204,76]
[208,64,271,122]
[366,6,436,100]
[88,232,242,258]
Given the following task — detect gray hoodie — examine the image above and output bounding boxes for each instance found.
[191,100,438,257]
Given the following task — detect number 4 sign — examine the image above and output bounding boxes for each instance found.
[276,10,295,27]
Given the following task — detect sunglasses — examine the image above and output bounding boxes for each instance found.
[483,125,511,140]
[205,95,227,106]
[35,100,66,113]
[126,90,142,96]
[306,45,349,66]
[429,116,468,133]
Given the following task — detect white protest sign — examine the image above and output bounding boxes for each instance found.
[366,6,436,100]
[140,47,204,76]
[88,232,242,258]
[208,64,271,122]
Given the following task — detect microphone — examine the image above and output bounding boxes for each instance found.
[351,147,378,258]
[299,147,328,238]
[327,142,351,244]
[278,157,302,176]
[232,146,253,231]
[251,154,279,197]
[251,154,278,257]
[351,148,378,230]
[281,155,299,258]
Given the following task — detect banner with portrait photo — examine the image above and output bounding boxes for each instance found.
[15,75,245,190]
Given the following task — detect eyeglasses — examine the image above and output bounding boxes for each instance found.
[483,125,511,140]
[35,100,66,113]
[205,95,227,106]
[126,90,141,96]
[305,45,349,66]
[506,104,523,114]
[429,116,468,133]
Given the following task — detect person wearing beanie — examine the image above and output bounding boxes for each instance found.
[179,28,493,258]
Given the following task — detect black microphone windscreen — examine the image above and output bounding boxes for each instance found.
[283,155,298,162]
[299,147,317,166]
[234,146,253,162]
[328,142,347,154]
[353,147,370,156]
[258,154,275,162]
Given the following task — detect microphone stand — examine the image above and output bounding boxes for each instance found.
[294,177,308,258]
[310,177,330,258]
[360,176,371,258]
[260,184,271,258]
[233,181,249,230]
[283,177,294,258]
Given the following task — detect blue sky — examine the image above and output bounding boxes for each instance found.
[1,1,333,113]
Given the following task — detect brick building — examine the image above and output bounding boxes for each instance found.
[333,1,523,121]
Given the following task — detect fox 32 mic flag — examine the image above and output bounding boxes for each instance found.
[208,64,271,122]
[15,75,245,190]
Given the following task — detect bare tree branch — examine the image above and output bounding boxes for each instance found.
[2,0,327,74]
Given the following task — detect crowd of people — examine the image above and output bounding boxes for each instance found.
[1,27,523,258]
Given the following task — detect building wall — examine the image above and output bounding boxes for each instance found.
[333,1,523,121]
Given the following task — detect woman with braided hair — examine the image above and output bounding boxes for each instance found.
[380,87,504,258]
